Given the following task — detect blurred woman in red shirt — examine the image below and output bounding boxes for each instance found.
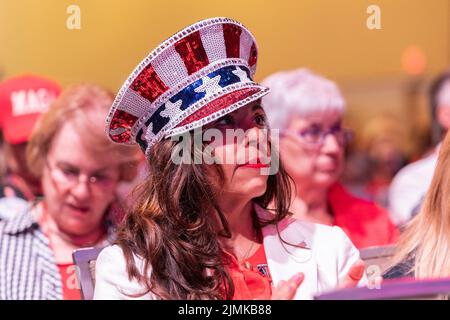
[262,68,398,248]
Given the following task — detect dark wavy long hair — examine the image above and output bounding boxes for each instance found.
[115,131,292,300]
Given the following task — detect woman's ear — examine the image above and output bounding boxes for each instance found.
[119,157,142,182]
[105,199,126,226]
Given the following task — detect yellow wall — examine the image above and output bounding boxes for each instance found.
[0,0,449,91]
[1,0,449,157]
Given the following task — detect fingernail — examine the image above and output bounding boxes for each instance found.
[349,267,364,281]
[293,273,304,283]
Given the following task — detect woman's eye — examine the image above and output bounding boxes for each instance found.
[61,167,78,177]
[306,124,322,135]
[330,123,343,133]
[215,115,234,126]
[92,174,110,184]
[301,125,323,142]
[254,114,267,126]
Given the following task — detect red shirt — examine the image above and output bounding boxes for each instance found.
[328,183,399,248]
[224,244,272,300]
[58,263,82,300]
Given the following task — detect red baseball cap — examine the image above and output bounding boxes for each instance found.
[0,75,61,144]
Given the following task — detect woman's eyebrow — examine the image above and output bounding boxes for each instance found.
[56,161,112,173]
[252,104,263,112]
[87,165,118,175]
[56,161,76,168]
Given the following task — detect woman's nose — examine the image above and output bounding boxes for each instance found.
[70,176,91,200]
[244,126,267,146]
[321,133,342,154]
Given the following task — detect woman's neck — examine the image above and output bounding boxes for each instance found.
[34,202,106,263]
[220,200,253,238]
[8,173,40,200]
[290,183,334,225]
[217,197,260,261]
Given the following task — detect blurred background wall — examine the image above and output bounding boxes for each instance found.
[0,0,449,158]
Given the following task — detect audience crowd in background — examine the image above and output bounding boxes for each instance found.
[2,15,450,300]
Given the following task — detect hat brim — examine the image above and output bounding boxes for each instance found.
[165,84,269,139]
[3,114,41,144]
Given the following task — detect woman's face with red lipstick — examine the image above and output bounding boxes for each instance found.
[204,100,271,200]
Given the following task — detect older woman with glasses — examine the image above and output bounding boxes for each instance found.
[0,84,140,300]
[261,68,398,248]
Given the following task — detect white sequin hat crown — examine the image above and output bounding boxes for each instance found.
[106,17,269,156]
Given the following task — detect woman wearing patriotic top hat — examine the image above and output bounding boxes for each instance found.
[94,17,366,300]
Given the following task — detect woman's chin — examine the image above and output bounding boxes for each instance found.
[313,174,338,189]
[59,217,96,237]
[242,178,268,198]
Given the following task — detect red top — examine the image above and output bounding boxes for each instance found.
[328,183,399,249]
[58,263,82,300]
[224,244,272,300]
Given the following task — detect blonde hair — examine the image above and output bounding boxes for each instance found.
[389,131,450,279]
[26,84,141,182]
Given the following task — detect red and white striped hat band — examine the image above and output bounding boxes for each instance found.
[106,17,269,156]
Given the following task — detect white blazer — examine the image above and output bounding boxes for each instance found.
[94,204,367,300]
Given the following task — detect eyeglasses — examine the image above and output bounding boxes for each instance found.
[45,161,118,191]
[282,125,353,147]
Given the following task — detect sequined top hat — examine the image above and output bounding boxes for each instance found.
[106,17,269,156]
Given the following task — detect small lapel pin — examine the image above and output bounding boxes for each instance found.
[297,240,310,249]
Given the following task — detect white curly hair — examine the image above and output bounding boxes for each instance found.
[261,68,346,129]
